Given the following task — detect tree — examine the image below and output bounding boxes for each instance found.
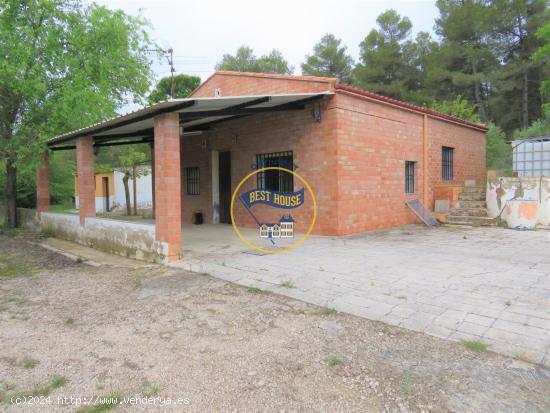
[148,74,201,104]
[488,0,548,132]
[215,46,293,74]
[533,18,550,111]
[486,123,512,173]
[301,34,354,82]
[0,0,155,227]
[118,148,149,215]
[354,10,414,100]
[430,95,481,122]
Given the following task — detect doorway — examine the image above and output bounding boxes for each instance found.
[218,151,231,224]
[102,176,110,212]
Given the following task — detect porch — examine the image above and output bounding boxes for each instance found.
[39,92,330,262]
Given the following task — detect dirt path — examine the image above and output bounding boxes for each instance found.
[0,232,549,412]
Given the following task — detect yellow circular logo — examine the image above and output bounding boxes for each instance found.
[230,167,317,254]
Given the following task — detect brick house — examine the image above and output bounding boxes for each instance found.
[39,71,487,262]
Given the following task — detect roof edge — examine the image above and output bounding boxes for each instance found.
[335,83,488,132]
[190,71,337,97]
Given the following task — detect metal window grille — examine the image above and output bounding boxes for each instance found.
[405,161,415,194]
[186,167,200,195]
[513,139,550,177]
[442,147,454,181]
[256,151,293,192]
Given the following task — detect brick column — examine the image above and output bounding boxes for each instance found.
[76,136,96,226]
[154,113,181,261]
[36,152,50,214]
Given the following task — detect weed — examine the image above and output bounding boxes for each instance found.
[281,280,294,289]
[6,293,24,305]
[461,340,489,352]
[9,314,16,320]
[40,228,55,238]
[180,313,188,321]
[134,275,142,289]
[323,307,336,315]
[75,391,121,413]
[0,226,17,237]
[75,256,84,264]
[402,371,413,395]
[514,351,531,362]
[247,286,265,294]
[143,381,161,397]
[65,317,75,325]
[397,294,407,300]
[20,314,29,321]
[327,356,342,367]
[505,300,512,306]
[12,375,67,398]
[95,380,104,390]
[0,259,32,278]
[22,358,38,369]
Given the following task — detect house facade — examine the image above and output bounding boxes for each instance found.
[38,71,487,262]
[181,71,486,236]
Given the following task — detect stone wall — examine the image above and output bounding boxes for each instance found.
[39,212,168,262]
[487,176,550,226]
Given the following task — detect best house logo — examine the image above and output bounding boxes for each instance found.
[230,163,316,254]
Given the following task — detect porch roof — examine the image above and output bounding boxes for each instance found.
[46,92,332,149]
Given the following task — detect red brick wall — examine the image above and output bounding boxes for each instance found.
[180,97,338,236]
[428,117,486,208]
[334,92,425,234]
[76,136,95,225]
[191,71,335,98]
[154,113,182,261]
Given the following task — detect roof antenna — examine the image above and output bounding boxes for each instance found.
[145,47,176,99]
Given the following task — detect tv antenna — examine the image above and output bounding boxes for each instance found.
[145,47,176,99]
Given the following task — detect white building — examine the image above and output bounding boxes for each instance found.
[259,215,294,238]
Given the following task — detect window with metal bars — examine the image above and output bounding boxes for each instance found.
[405,161,415,194]
[186,167,200,195]
[442,147,454,181]
[256,151,293,192]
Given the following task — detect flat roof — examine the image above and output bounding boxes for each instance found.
[46,92,332,147]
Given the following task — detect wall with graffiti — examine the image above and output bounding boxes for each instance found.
[487,177,550,226]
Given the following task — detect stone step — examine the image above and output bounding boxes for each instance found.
[449,207,489,217]
[458,192,486,201]
[445,215,495,226]
[455,200,487,209]
[461,186,485,194]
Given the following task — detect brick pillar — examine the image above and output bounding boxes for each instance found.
[36,152,50,214]
[76,136,96,226]
[154,113,181,261]
[150,142,155,219]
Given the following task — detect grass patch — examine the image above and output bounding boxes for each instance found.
[75,391,122,413]
[20,314,29,321]
[65,317,75,325]
[327,356,342,367]
[143,381,161,397]
[514,351,532,362]
[180,312,188,321]
[22,358,38,369]
[397,294,407,300]
[5,293,24,305]
[0,225,18,237]
[247,286,265,294]
[12,375,67,398]
[461,340,489,352]
[281,280,294,289]
[0,258,32,278]
[323,306,336,315]
[402,371,413,395]
[505,300,512,306]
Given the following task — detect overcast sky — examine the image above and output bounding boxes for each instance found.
[94,0,440,82]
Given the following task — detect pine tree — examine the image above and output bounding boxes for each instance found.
[301,34,354,82]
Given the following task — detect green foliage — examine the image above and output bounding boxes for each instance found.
[301,34,354,82]
[429,96,481,122]
[148,73,201,104]
[354,9,413,100]
[486,123,512,174]
[513,110,550,139]
[534,19,550,109]
[0,0,156,224]
[216,46,293,74]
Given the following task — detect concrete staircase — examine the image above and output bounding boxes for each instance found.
[445,186,495,226]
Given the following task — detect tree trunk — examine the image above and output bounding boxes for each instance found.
[132,165,137,216]
[5,155,17,228]
[472,59,487,122]
[522,69,529,129]
[122,172,131,215]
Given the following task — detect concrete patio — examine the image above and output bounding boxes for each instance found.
[175,224,550,366]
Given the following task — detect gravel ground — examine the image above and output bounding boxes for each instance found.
[0,232,549,412]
